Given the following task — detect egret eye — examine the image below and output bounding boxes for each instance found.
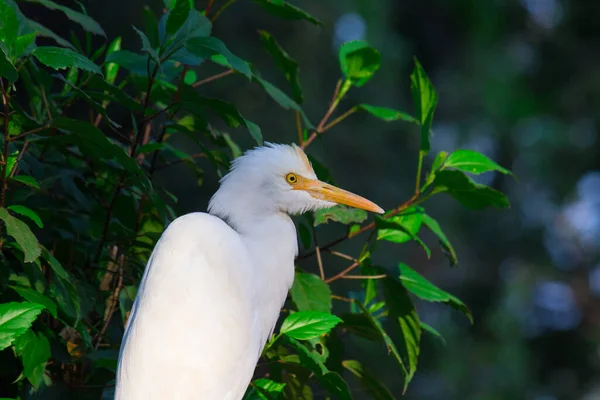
[285,173,298,184]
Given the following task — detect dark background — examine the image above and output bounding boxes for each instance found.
[23,0,600,398]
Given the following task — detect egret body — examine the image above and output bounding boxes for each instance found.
[115,143,383,399]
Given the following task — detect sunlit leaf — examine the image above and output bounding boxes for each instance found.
[10,175,39,189]
[281,311,342,340]
[444,149,511,175]
[0,208,41,262]
[359,104,418,124]
[397,263,472,323]
[339,41,380,87]
[376,207,423,244]
[9,286,57,318]
[0,302,45,350]
[13,329,50,389]
[105,36,122,85]
[410,58,437,153]
[314,205,367,227]
[7,205,43,228]
[290,272,331,313]
[433,170,510,210]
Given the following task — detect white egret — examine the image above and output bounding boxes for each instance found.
[115,143,383,399]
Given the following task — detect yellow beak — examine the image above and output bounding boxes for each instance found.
[295,178,384,214]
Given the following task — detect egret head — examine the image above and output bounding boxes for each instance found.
[208,143,383,230]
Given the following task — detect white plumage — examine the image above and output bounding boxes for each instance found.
[115,143,382,399]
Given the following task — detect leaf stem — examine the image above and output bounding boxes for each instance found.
[295,111,303,145]
[325,261,359,283]
[320,106,358,133]
[8,125,51,142]
[302,79,348,149]
[415,150,424,193]
[192,68,234,88]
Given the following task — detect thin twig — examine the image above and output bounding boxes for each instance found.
[295,111,303,145]
[331,294,354,303]
[301,79,344,149]
[192,69,234,88]
[315,245,325,281]
[205,0,215,15]
[210,0,238,21]
[9,141,29,178]
[320,106,358,133]
[95,253,124,350]
[325,261,359,283]
[325,249,357,262]
[340,274,386,280]
[8,125,51,142]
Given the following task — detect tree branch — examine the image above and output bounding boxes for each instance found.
[1,80,10,209]
[192,68,234,88]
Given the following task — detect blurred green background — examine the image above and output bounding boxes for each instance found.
[22,0,600,398]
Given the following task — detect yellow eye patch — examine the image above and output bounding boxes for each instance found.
[285,173,298,184]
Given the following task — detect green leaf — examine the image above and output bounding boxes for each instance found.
[52,117,151,190]
[166,0,191,35]
[419,322,446,346]
[339,313,382,341]
[253,77,313,127]
[119,286,137,325]
[252,0,321,25]
[359,104,418,124]
[13,329,50,389]
[5,150,17,177]
[258,30,302,103]
[376,207,423,244]
[410,58,437,153]
[290,272,331,313]
[132,26,160,66]
[280,311,342,340]
[422,213,457,266]
[0,46,18,82]
[185,36,251,78]
[283,336,352,400]
[10,175,39,189]
[183,69,196,85]
[164,9,211,57]
[314,205,368,227]
[33,46,102,75]
[0,208,41,263]
[24,0,105,36]
[249,378,286,400]
[12,33,36,59]
[397,263,472,323]
[0,302,45,350]
[9,286,57,318]
[352,301,410,380]
[381,276,421,392]
[342,360,397,400]
[0,0,18,45]
[424,151,448,188]
[7,205,43,228]
[339,41,381,87]
[105,36,121,85]
[182,95,262,144]
[143,6,160,48]
[444,149,511,175]
[433,170,510,210]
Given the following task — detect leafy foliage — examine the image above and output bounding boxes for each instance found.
[0,0,511,398]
